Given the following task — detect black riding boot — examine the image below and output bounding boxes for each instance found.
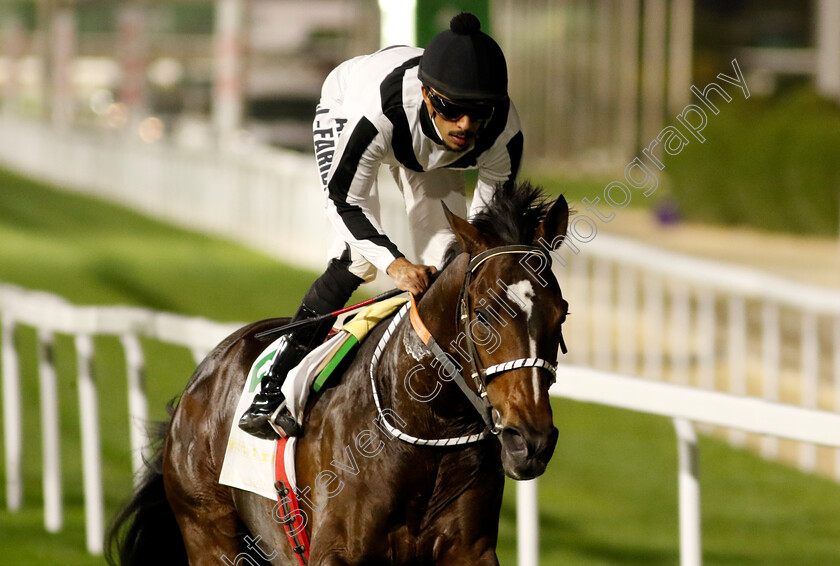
[239,254,364,439]
[238,303,334,439]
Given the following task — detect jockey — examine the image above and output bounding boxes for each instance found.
[239,12,523,439]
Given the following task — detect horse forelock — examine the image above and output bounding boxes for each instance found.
[442,180,551,265]
[471,180,550,243]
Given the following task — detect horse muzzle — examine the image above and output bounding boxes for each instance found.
[498,425,559,480]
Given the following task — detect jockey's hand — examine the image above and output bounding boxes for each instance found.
[386,257,437,296]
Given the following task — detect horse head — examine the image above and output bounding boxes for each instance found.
[442,182,570,480]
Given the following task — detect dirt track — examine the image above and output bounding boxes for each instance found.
[595,209,840,477]
[601,208,840,289]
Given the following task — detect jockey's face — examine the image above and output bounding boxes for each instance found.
[422,87,486,152]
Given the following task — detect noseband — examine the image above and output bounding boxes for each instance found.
[370,245,561,447]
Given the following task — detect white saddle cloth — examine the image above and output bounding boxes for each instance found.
[218,296,408,500]
[217,332,346,500]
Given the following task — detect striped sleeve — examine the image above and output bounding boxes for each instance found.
[469,130,524,218]
[325,116,405,273]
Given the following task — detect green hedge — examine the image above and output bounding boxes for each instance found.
[664,88,840,236]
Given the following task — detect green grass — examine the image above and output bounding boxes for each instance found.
[0,167,320,563]
[0,167,318,321]
[470,167,630,212]
[499,402,840,566]
[1,168,840,564]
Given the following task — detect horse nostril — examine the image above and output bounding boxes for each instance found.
[500,426,529,458]
[536,427,559,462]
[501,426,559,463]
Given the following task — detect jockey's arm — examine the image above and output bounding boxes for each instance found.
[324,121,407,275]
[469,127,523,219]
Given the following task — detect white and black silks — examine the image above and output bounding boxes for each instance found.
[312,46,524,283]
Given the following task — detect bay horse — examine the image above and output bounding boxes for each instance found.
[107,180,570,566]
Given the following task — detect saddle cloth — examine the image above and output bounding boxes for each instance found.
[218,296,408,500]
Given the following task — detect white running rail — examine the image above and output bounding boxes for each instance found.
[513,365,840,566]
[517,365,840,566]
[0,283,239,554]
[2,114,840,560]
[0,115,411,278]
[4,282,840,564]
[560,234,840,479]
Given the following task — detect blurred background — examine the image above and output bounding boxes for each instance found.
[0,1,839,565]
[0,0,838,236]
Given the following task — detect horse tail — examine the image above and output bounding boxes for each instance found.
[105,403,188,566]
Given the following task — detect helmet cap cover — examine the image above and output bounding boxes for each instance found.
[418,12,508,102]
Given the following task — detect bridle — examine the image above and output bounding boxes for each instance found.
[370,244,564,447]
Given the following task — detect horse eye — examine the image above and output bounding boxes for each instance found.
[475,309,490,325]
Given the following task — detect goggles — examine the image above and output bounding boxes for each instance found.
[426,88,495,122]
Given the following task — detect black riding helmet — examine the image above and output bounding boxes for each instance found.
[418,12,508,104]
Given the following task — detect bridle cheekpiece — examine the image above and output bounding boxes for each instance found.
[370,244,561,447]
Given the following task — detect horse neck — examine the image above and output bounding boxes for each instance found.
[415,252,470,348]
[382,253,485,436]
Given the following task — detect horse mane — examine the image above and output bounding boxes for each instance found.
[442,180,552,264]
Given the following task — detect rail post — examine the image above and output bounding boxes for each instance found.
[38,329,63,532]
[122,333,149,483]
[2,313,22,511]
[76,333,105,554]
[517,478,539,566]
[674,418,702,566]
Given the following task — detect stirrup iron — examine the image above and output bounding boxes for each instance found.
[269,401,302,438]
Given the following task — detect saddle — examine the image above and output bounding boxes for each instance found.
[279,295,409,425]
[219,295,409,501]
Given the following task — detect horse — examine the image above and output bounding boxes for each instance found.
[106,180,570,566]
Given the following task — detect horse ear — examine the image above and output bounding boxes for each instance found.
[534,194,569,248]
[442,201,484,253]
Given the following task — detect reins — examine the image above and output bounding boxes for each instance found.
[370,302,489,446]
[370,245,560,447]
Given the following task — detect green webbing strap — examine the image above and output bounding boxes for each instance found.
[312,335,359,392]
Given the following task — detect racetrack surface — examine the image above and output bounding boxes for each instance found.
[602,208,840,290]
[1,170,839,565]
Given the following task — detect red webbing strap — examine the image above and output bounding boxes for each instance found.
[274,438,310,565]
[409,294,431,345]
[409,287,495,430]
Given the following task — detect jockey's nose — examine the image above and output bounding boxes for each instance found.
[456,114,473,130]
